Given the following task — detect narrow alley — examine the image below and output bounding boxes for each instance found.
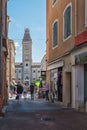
[0,96,87,130]
[0,0,87,130]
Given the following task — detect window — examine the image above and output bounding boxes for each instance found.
[25,76,29,79]
[52,0,57,5]
[52,20,58,48]
[26,63,28,66]
[19,70,21,73]
[64,5,71,39]
[24,69,29,73]
[33,70,35,73]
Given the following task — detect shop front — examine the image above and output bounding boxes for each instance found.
[71,50,87,111]
[75,52,87,109]
[47,60,63,103]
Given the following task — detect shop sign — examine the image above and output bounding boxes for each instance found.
[75,52,87,64]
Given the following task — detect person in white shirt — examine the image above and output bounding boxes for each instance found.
[23,83,28,99]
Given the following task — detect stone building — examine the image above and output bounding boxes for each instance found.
[31,62,41,83]
[15,28,32,85]
[22,28,32,84]
[41,54,46,80]
[41,54,46,71]
[46,0,87,111]
[15,62,23,83]
[6,39,15,86]
[15,28,41,85]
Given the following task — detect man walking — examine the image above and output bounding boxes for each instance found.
[16,82,23,104]
[44,81,49,101]
[30,83,34,100]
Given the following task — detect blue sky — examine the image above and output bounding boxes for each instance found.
[7,0,46,62]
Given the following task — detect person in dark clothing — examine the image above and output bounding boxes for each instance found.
[57,72,62,101]
[16,83,23,103]
[30,83,34,100]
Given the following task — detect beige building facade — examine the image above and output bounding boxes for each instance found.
[6,39,15,86]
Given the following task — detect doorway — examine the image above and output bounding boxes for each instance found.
[57,67,63,102]
[66,72,72,107]
[84,64,87,103]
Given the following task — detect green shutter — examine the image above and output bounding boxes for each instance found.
[53,21,58,47]
[64,6,71,39]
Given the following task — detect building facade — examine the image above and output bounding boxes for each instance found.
[31,62,41,83]
[46,0,87,111]
[6,39,15,86]
[15,62,23,83]
[15,28,41,85]
[41,54,46,80]
[41,54,46,71]
[0,0,8,113]
[15,28,32,85]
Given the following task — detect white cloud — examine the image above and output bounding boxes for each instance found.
[14,42,19,48]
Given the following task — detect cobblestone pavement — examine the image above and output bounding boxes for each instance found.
[0,97,87,130]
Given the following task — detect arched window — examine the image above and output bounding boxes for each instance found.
[52,20,58,48]
[64,5,71,39]
[25,76,29,80]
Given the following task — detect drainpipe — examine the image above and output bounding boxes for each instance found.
[0,0,2,95]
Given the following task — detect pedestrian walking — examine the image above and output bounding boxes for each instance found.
[16,82,23,104]
[9,83,14,98]
[23,83,28,99]
[44,81,49,101]
[30,83,34,100]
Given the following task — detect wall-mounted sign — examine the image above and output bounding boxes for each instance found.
[75,52,87,64]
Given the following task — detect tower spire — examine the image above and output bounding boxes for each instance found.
[23,28,32,42]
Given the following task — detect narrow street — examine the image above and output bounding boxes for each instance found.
[0,96,87,130]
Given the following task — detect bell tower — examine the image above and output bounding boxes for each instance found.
[22,28,32,85]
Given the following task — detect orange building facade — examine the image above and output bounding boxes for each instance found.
[0,0,8,114]
[46,0,87,111]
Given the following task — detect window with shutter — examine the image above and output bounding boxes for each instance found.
[64,6,71,39]
[52,21,58,48]
[52,0,57,5]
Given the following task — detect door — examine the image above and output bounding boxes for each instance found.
[66,72,72,106]
[84,64,87,103]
